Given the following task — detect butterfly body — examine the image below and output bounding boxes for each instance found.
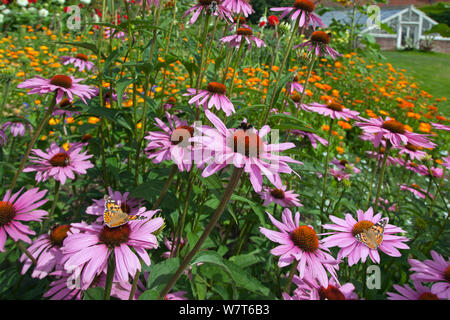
[355,218,388,249]
[103,195,146,228]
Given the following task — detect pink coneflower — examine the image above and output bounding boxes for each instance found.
[223,0,254,17]
[0,188,48,251]
[291,130,328,149]
[60,54,95,72]
[307,101,359,120]
[19,224,73,279]
[259,185,302,207]
[387,281,440,300]
[193,111,301,192]
[328,168,350,181]
[162,234,187,259]
[400,184,434,200]
[290,92,310,112]
[104,27,126,40]
[0,128,8,146]
[355,116,436,149]
[409,250,450,299]
[322,208,409,266]
[294,31,341,59]
[442,156,450,170]
[165,291,189,300]
[62,213,164,290]
[2,121,32,137]
[283,273,358,300]
[398,143,428,161]
[86,188,146,224]
[144,113,195,172]
[288,75,304,94]
[260,209,339,288]
[330,158,361,174]
[43,269,84,300]
[431,122,450,131]
[184,82,235,116]
[17,75,96,105]
[24,142,94,185]
[270,0,323,29]
[183,0,233,25]
[367,149,402,167]
[220,27,265,49]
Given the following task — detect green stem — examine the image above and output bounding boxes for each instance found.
[0,79,11,121]
[104,253,116,300]
[128,269,141,300]
[158,167,244,299]
[319,118,335,217]
[152,164,178,210]
[227,39,245,97]
[16,240,37,265]
[260,15,301,127]
[373,144,391,212]
[10,94,57,190]
[284,260,299,295]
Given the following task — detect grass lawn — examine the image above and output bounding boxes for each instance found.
[381,50,450,116]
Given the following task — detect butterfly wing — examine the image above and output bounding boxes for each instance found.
[370,217,389,248]
[103,196,129,228]
[355,217,389,249]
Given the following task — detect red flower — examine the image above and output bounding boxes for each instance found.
[268,15,279,26]
[259,21,266,27]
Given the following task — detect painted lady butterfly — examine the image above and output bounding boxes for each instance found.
[354,217,389,249]
[103,195,146,228]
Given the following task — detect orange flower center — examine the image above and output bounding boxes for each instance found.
[50,225,71,246]
[50,75,73,89]
[0,201,15,226]
[405,143,418,152]
[382,120,405,134]
[311,31,330,45]
[59,98,72,109]
[167,97,177,105]
[352,220,374,237]
[207,82,227,95]
[290,225,319,253]
[171,126,194,147]
[50,152,70,167]
[234,16,247,24]
[99,224,131,247]
[75,53,89,61]
[327,101,344,112]
[270,189,285,199]
[232,129,263,158]
[293,0,315,12]
[319,285,346,300]
[292,93,302,103]
[198,0,214,5]
[82,133,93,142]
[418,292,439,300]
[444,265,450,282]
[236,27,253,36]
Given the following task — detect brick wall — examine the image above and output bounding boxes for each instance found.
[432,39,450,53]
[374,37,398,50]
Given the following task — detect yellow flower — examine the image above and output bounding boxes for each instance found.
[88,117,100,124]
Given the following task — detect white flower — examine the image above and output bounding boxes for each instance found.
[0,14,3,24]
[28,7,37,13]
[80,0,91,4]
[39,8,49,17]
[3,9,11,15]
[17,0,28,7]
[57,0,66,4]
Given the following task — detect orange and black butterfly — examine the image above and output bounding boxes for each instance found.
[355,218,389,249]
[103,195,146,228]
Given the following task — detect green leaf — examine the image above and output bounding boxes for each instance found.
[138,289,160,300]
[224,261,271,296]
[56,41,101,57]
[83,287,105,300]
[146,258,180,292]
[116,77,134,108]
